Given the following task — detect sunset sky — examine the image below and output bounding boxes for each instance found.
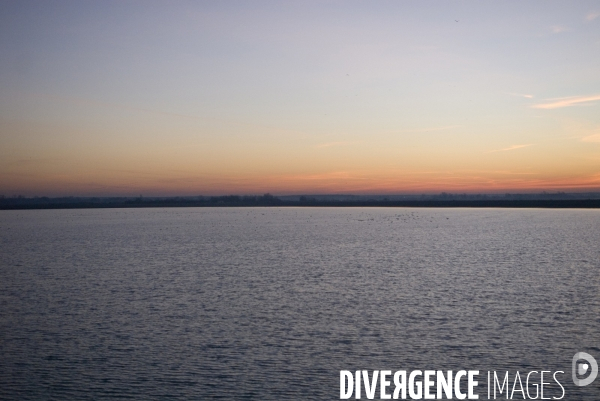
[1,1,600,196]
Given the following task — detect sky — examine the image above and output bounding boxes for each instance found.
[1,1,600,196]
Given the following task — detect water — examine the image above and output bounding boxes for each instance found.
[1,207,599,400]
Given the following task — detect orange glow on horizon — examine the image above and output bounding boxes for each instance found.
[3,166,600,197]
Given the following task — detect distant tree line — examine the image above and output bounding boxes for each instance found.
[2,192,600,209]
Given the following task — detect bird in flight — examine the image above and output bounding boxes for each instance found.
[455,20,459,22]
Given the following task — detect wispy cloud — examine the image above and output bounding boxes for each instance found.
[551,25,568,33]
[283,171,359,181]
[532,94,600,109]
[507,92,534,99]
[487,144,533,153]
[582,133,600,143]
[586,11,600,21]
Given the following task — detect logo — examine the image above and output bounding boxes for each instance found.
[339,353,597,399]
[572,352,598,387]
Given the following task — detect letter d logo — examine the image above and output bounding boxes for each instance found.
[572,352,598,386]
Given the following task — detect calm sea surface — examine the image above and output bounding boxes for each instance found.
[1,207,599,400]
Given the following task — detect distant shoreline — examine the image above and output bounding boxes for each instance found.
[2,197,600,210]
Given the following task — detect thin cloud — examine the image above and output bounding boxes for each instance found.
[586,11,600,21]
[551,25,568,33]
[283,171,358,181]
[507,92,534,99]
[487,144,533,153]
[582,133,600,143]
[532,94,600,109]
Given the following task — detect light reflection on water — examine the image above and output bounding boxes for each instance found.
[1,207,599,400]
